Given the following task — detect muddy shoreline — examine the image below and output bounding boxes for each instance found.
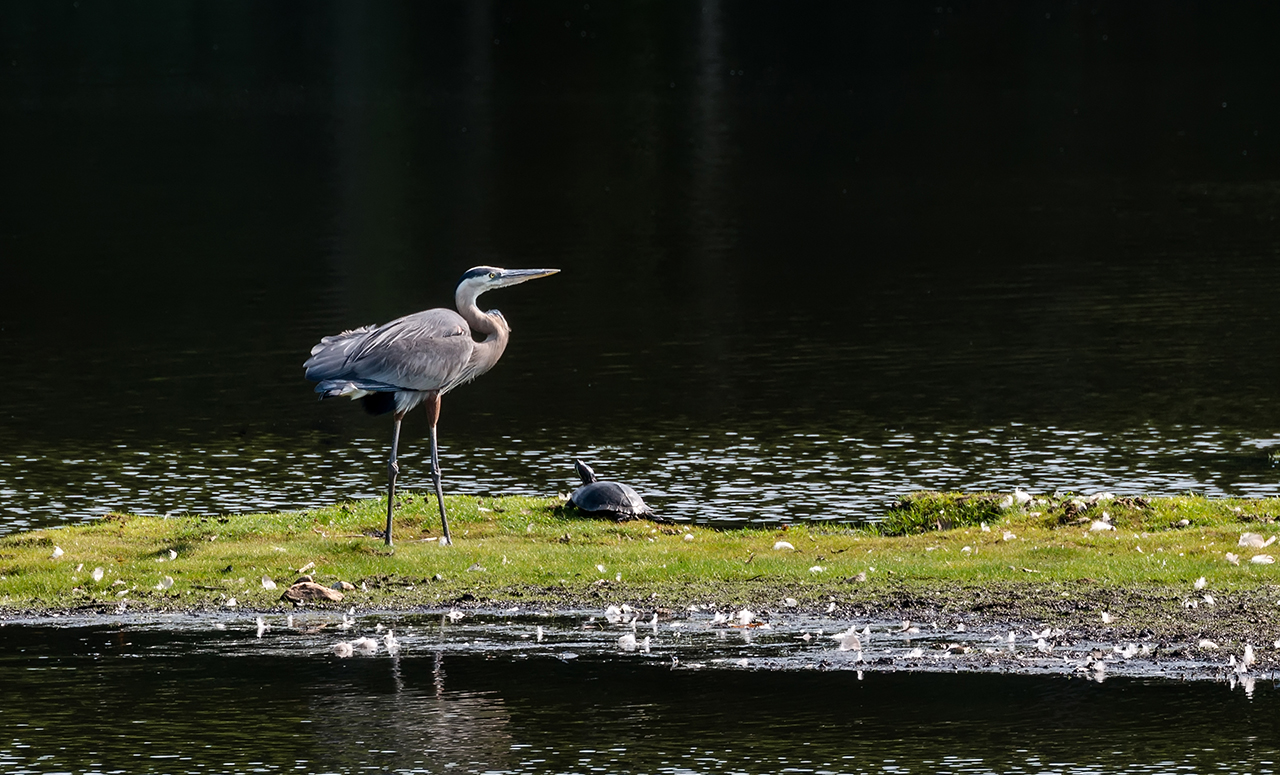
[4,578,1277,685]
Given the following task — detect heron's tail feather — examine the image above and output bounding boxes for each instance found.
[314,379,399,399]
[303,324,378,381]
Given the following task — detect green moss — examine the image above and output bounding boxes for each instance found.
[877,491,1010,535]
[1,492,1278,615]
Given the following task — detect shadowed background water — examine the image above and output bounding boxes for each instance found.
[4,2,1280,531]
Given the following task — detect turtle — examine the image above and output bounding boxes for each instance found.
[566,458,655,521]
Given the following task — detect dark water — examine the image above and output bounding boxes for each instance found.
[11,5,1280,768]
[1,614,1279,774]
[5,3,1280,530]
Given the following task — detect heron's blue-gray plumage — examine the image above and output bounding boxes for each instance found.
[302,265,559,547]
[305,309,501,414]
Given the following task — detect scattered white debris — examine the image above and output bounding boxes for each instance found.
[536,626,544,642]
[446,609,465,622]
[683,534,695,542]
[1036,638,1052,653]
[1182,599,1198,609]
[1252,554,1275,565]
[1198,639,1219,650]
[168,549,178,560]
[384,629,399,656]
[904,648,924,659]
[854,571,867,582]
[710,612,729,626]
[735,609,755,626]
[50,546,64,559]
[91,567,104,582]
[156,576,174,591]
[605,605,624,623]
[352,636,378,655]
[596,564,606,573]
[980,522,990,532]
[772,541,796,551]
[1013,488,1033,505]
[809,565,826,573]
[1114,644,1139,659]
[1101,612,1114,624]
[333,641,354,658]
[297,561,316,574]
[642,636,651,653]
[1089,520,1115,532]
[961,546,973,554]
[256,617,267,638]
[1194,576,1207,590]
[998,496,1013,510]
[1002,531,1016,541]
[825,602,836,614]
[618,633,638,651]
[1203,594,1215,606]
[224,597,237,609]
[832,625,862,652]
[261,576,277,590]
[783,597,798,607]
[1087,492,1115,505]
[1225,553,1241,566]
[1239,533,1276,549]
[1243,643,1256,668]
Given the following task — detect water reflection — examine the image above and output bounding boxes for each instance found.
[0,619,1278,774]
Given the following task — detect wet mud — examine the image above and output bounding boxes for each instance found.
[3,593,1275,690]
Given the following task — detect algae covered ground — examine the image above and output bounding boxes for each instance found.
[3,491,1280,654]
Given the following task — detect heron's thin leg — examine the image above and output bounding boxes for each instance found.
[385,410,405,547]
[425,393,452,545]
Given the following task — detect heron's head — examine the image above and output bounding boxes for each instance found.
[573,458,597,485]
[456,266,560,303]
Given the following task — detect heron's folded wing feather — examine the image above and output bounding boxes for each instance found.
[345,309,475,392]
[303,324,378,380]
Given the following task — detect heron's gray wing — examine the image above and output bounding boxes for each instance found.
[303,324,378,381]
[344,309,476,392]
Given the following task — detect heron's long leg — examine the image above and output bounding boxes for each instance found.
[385,410,405,547]
[425,393,453,545]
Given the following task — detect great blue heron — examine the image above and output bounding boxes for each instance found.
[304,266,559,546]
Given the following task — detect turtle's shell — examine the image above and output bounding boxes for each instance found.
[569,481,653,520]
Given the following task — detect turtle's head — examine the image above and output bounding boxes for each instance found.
[573,458,597,485]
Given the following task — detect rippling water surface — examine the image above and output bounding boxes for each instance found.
[4,424,1280,532]
[1,615,1279,775]
[3,11,1280,530]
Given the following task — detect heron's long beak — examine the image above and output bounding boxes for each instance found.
[496,268,559,288]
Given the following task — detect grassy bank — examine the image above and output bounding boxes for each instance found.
[2,492,1279,638]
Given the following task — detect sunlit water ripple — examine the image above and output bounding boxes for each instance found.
[3,424,1279,533]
